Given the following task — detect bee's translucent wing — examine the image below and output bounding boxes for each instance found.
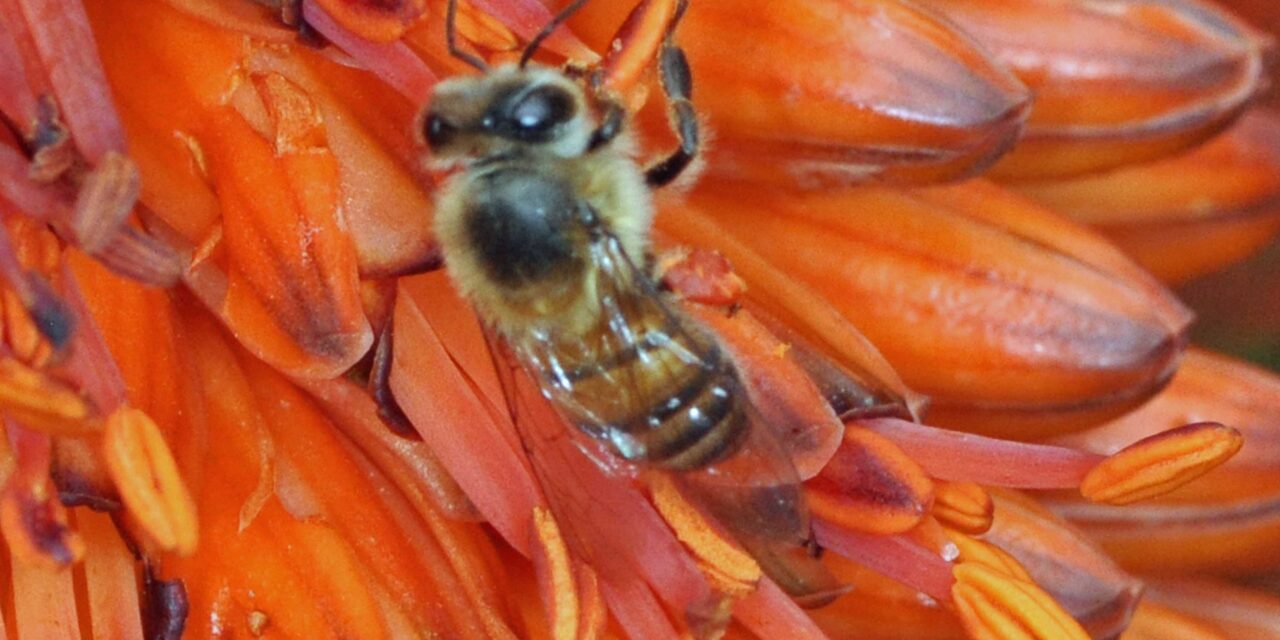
[501,227,841,602]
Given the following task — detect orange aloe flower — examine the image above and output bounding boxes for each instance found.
[0,0,1277,638]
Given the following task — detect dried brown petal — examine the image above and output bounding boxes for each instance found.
[71,150,138,252]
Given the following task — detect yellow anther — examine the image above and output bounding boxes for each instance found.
[1081,422,1243,505]
[102,406,198,555]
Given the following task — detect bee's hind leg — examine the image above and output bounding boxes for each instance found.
[645,0,698,188]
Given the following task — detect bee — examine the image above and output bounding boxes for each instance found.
[421,0,839,604]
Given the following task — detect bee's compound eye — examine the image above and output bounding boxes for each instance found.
[509,86,575,138]
[424,113,456,149]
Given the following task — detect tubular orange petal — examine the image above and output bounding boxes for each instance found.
[1014,110,1280,284]
[87,5,222,242]
[929,0,1274,179]
[392,272,541,550]
[1218,0,1280,107]
[807,553,967,640]
[78,509,145,640]
[688,0,1030,184]
[1123,601,1230,640]
[1144,578,1280,639]
[299,376,480,521]
[93,0,437,314]
[596,0,677,96]
[577,0,1029,185]
[203,91,371,378]
[11,554,80,640]
[682,180,1188,439]
[310,0,427,43]
[169,306,521,638]
[658,200,923,423]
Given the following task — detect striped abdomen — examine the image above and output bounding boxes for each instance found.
[528,293,751,471]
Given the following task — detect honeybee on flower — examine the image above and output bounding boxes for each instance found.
[0,0,1275,639]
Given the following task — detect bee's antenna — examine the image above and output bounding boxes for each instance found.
[447,0,489,72]
[518,0,590,69]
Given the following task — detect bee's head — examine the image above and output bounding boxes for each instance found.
[420,65,592,167]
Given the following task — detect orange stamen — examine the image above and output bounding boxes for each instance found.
[1081,421,1243,505]
[952,563,1090,640]
[933,480,994,535]
[531,507,582,640]
[101,406,198,554]
[649,474,761,597]
[946,534,1033,583]
[0,357,98,436]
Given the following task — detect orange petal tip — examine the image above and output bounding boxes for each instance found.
[1081,421,1243,505]
[102,406,198,555]
[952,563,1090,640]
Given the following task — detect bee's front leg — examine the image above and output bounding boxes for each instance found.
[644,0,699,188]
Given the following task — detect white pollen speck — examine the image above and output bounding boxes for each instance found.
[941,542,960,562]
